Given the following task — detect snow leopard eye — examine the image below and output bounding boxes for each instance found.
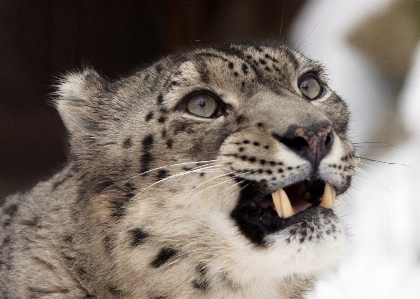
[186,92,220,118]
[298,73,324,100]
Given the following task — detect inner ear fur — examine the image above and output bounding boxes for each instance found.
[55,68,109,135]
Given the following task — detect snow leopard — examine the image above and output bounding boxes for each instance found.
[0,43,356,299]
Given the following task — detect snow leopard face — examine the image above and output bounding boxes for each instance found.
[1,43,356,298]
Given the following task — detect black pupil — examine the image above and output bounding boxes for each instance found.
[300,81,309,90]
[197,97,206,107]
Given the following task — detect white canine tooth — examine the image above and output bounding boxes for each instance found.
[272,189,283,218]
[320,183,335,209]
[280,188,294,218]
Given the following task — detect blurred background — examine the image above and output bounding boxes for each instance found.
[0,1,419,297]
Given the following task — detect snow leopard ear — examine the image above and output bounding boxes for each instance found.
[55,69,107,135]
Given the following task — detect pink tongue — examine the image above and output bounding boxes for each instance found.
[292,202,312,214]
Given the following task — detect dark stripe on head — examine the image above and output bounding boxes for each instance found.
[281,48,299,70]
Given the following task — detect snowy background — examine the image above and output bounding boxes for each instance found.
[291,1,420,298]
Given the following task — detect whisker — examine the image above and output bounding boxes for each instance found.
[128,163,221,203]
[185,171,238,198]
[190,176,239,200]
[357,157,410,167]
[127,160,218,181]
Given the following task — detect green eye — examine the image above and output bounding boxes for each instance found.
[186,93,218,118]
[298,73,324,100]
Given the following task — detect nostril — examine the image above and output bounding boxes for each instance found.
[324,132,333,149]
[293,137,309,151]
[275,135,309,152]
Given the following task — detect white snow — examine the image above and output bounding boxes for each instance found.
[291,1,420,298]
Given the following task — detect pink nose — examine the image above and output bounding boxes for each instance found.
[273,122,334,169]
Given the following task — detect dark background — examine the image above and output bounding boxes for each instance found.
[0,0,305,198]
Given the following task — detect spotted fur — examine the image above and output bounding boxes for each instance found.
[0,43,356,298]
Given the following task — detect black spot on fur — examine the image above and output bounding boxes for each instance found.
[150,247,178,268]
[104,235,113,252]
[124,182,136,198]
[155,63,163,73]
[77,267,87,277]
[173,123,188,135]
[236,115,245,124]
[156,169,170,181]
[196,262,207,275]
[109,197,129,218]
[140,135,154,175]
[1,235,11,249]
[142,134,154,150]
[4,204,18,218]
[192,279,209,291]
[157,93,163,105]
[242,63,248,74]
[130,228,149,247]
[152,297,168,299]
[146,112,154,122]
[52,172,73,190]
[166,139,173,148]
[124,182,135,191]
[158,116,165,123]
[161,129,167,138]
[108,285,123,296]
[63,235,73,243]
[123,137,133,149]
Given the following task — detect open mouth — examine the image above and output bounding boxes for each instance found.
[231,178,337,243]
